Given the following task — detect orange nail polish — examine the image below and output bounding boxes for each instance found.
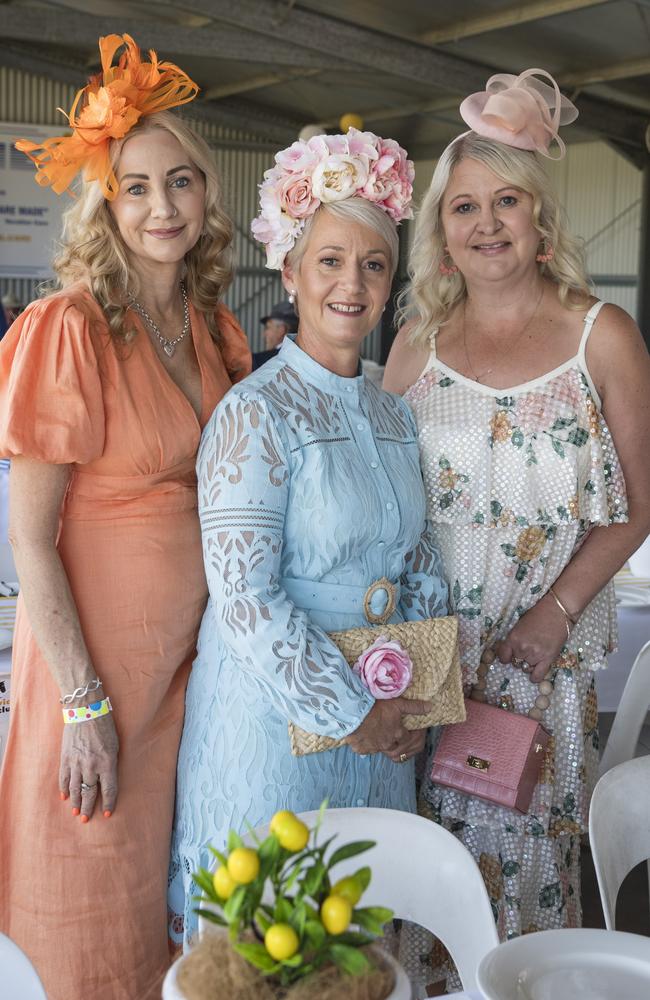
[103,810,112,819]
[72,807,80,816]
[60,791,67,801]
[80,815,89,824]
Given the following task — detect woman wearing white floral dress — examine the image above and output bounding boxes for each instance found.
[384,70,650,991]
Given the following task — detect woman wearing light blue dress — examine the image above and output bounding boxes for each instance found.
[168,130,448,944]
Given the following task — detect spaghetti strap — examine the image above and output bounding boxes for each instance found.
[421,328,439,375]
[577,300,606,409]
[578,300,606,359]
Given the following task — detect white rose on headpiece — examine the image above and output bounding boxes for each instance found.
[311,153,370,203]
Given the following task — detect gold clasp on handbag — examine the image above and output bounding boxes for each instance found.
[363,577,397,625]
[467,754,490,771]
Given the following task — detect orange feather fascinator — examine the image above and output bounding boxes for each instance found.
[15,34,199,200]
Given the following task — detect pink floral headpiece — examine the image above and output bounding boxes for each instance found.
[459,68,578,160]
[251,128,414,270]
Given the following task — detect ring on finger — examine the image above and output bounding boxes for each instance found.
[80,781,98,792]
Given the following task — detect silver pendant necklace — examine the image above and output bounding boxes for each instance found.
[129,282,190,358]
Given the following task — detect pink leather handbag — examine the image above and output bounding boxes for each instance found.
[430,697,550,814]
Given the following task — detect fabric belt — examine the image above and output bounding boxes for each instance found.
[280,576,401,619]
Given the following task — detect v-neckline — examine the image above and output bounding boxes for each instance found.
[131,301,207,426]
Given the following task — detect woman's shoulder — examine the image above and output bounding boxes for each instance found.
[585,300,647,392]
[17,282,107,332]
[383,321,432,395]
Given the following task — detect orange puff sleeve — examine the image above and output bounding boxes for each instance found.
[216,303,252,385]
[0,292,106,464]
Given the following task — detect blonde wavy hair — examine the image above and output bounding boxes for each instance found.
[52,110,234,346]
[400,133,591,346]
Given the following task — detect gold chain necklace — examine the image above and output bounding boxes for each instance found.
[462,284,545,383]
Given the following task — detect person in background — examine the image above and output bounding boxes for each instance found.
[169,126,448,946]
[384,69,650,994]
[0,35,250,1000]
[252,297,298,369]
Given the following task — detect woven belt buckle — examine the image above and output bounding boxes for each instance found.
[363,577,397,625]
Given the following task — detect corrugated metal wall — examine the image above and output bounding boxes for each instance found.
[412,141,643,321]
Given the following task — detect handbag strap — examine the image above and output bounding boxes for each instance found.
[470,646,552,721]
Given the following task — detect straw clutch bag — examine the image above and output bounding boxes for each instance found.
[288,614,465,756]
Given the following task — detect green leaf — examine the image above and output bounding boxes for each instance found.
[352,910,385,935]
[304,919,326,949]
[227,829,244,852]
[223,885,247,923]
[259,834,281,863]
[501,543,516,557]
[274,896,293,923]
[193,868,218,900]
[233,941,280,973]
[254,908,272,934]
[511,429,524,448]
[193,907,227,926]
[567,428,589,447]
[328,840,375,868]
[439,376,454,387]
[438,456,451,469]
[490,500,503,519]
[315,798,329,834]
[207,845,228,868]
[439,491,454,510]
[357,905,393,925]
[452,580,461,603]
[502,860,520,877]
[302,860,326,898]
[334,931,375,948]
[467,586,482,604]
[329,943,372,976]
[551,437,565,458]
[353,866,372,892]
[289,900,308,937]
[281,953,304,968]
[551,417,574,430]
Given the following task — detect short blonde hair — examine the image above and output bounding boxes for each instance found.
[286,199,399,278]
[400,133,591,346]
[52,111,234,346]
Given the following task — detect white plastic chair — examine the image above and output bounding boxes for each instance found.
[200,806,498,992]
[0,932,47,1000]
[599,640,650,778]
[589,755,650,929]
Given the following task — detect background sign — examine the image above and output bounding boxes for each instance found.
[0,121,66,279]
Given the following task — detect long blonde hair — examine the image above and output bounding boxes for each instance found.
[53,111,234,345]
[400,133,591,346]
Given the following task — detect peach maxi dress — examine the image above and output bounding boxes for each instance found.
[0,285,250,1000]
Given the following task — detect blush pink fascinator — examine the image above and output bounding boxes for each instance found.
[459,68,578,160]
[251,128,414,270]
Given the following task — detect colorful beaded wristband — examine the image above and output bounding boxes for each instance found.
[62,697,112,724]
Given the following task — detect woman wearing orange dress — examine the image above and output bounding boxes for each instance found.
[0,36,250,1000]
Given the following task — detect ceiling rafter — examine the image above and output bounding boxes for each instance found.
[203,69,321,102]
[418,0,610,45]
[0,5,343,70]
[560,56,650,88]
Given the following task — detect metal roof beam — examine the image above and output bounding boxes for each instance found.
[419,0,611,45]
[0,5,337,70]
[561,56,650,88]
[203,69,321,102]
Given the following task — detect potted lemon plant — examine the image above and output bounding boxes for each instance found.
[164,804,410,1000]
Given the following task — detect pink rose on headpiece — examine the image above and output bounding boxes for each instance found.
[352,635,412,699]
[280,173,320,219]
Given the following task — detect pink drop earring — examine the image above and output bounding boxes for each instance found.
[536,241,554,263]
[439,247,459,275]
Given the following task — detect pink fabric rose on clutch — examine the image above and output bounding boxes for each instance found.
[352,635,412,699]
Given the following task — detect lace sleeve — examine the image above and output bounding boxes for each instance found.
[197,392,374,738]
[399,519,449,620]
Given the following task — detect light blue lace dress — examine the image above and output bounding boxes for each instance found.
[168,336,448,944]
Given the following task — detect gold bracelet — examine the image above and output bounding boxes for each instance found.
[548,586,578,640]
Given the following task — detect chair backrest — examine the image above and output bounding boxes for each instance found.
[599,640,650,778]
[0,932,47,1000]
[589,755,650,929]
[240,807,499,991]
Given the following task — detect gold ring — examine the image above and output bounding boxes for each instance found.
[399,753,408,763]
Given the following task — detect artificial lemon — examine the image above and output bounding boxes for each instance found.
[264,922,300,961]
[331,875,363,906]
[320,894,352,935]
[213,864,236,900]
[227,846,260,885]
[270,811,309,853]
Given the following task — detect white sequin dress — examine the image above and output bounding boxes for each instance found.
[403,301,628,988]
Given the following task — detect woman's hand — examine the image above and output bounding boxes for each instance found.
[59,713,119,821]
[344,697,432,756]
[384,726,427,764]
[493,595,567,683]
